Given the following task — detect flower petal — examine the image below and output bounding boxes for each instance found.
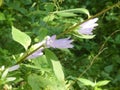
[78,18,98,35]
[46,35,73,49]
[26,47,44,59]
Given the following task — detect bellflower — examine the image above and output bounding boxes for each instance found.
[26,35,73,59]
[78,18,98,35]
[26,47,44,59]
[46,35,73,49]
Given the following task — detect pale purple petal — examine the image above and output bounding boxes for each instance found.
[46,35,73,49]
[78,18,98,35]
[8,65,20,72]
[26,47,44,59]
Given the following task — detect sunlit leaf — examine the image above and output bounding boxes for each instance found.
[12,26,31,50]
[51,59,64,81]
[96,80,110,86]
[6,77,16,82]
[77,78,95,87]
[1,69,8,79]
[45,49,65,81]
[0,0,3,6]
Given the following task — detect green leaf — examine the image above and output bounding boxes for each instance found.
[55,8,90,17]
[45,49,58,65]
[51,59,64,81]
[1,69,9,79]
[44,3,55,12]
[28,74,65,90]
[37,28,48,41]
[12,26,31,50]
[45,49,65,81]
[21,0,32,5]
[57,12,77,17]
[0,12,6,20]
[31,55,51,73]
[0,0,3,6]
[104,65,113,73]
[28,74,41,90]
[43,14,55,22]
[115,35,120,44]
[6,77,16,82]
[73,34,95,39]
[32,55,48,68]
[94,87,102,90]
[77,78,95,87]
[66,8,90,16]
[96,80,110,87]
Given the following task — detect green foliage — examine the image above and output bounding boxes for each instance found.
[0,66,16,87]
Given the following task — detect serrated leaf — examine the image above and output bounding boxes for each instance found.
[73,34,95,39]
[45,49,65,81]
[77,78,95,87]
[96,80,110,86]
[12,26,31,50]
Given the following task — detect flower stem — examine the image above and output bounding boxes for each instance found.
[16,45,44,64]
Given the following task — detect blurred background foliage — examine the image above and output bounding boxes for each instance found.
[0,0,120,89]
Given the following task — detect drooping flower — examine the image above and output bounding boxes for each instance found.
[46,35,73,49]
[8,65,20,72]
[25,35,73,59]
[78,18,98,35]
[26,47,44,59]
